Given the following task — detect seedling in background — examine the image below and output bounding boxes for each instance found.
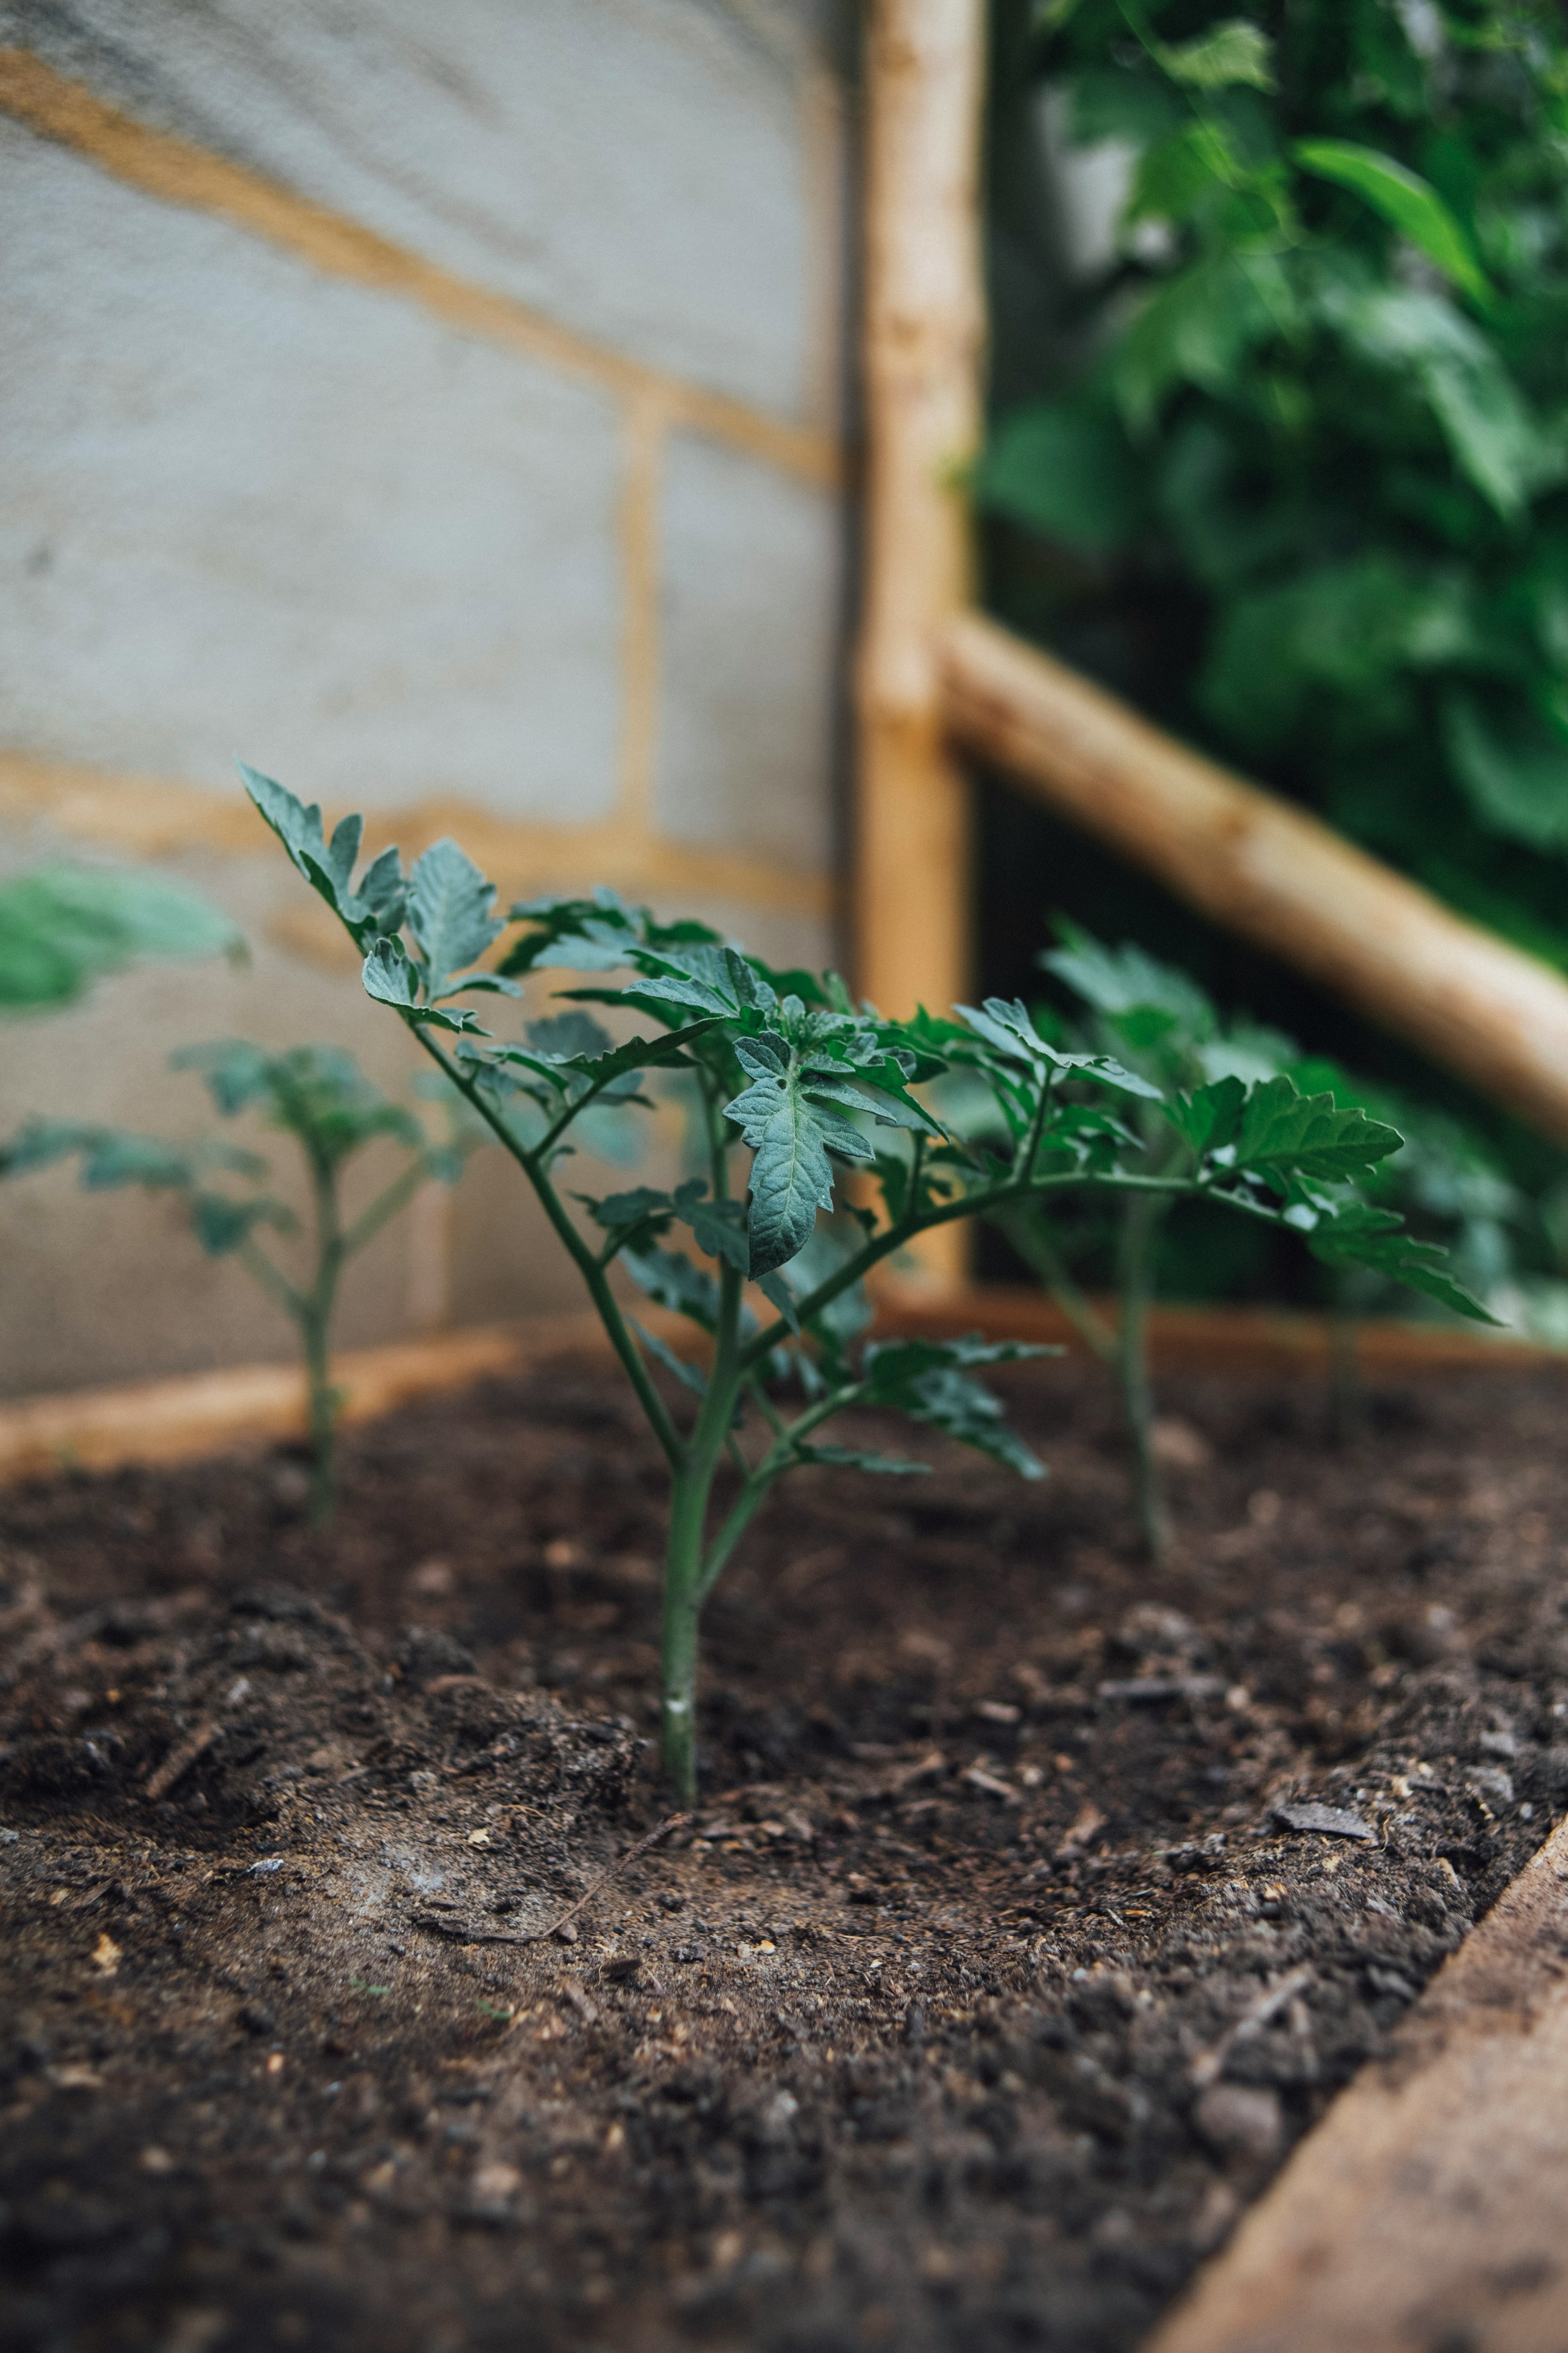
[1000,924,1514,1549]
[5,1041,485,1524]
[241,766,1493,1800]
[0,863,241,1011]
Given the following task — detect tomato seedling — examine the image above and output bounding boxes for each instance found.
[242,767,1491,1796]
[6,1040,483,1524]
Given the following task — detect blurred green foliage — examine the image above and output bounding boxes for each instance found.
[0,864,242,1010]
[979,0,1568,975]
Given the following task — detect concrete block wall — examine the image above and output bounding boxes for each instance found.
[0,0,852,1397]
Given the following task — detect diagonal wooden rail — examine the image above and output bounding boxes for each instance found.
[941,611,1568,1147]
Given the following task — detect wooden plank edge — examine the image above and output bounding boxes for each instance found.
[1145,1810,1568,2352]
[0,1316,608,1487]
[872,1278,1565,1378]
[940,609,1568,1152]
[0,1286,1555,1492]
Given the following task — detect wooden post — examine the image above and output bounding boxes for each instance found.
[942,610,1568,1146]
[857,0,987,1281]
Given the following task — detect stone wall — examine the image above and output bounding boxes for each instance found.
[0,1,852,1396]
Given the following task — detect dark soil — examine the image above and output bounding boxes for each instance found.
[3,1353,1567,2353]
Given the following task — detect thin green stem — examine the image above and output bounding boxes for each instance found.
[302,1154,346,1527]
[237,1236,306,1322]
[411,1029,686,1472]
[696,1380,864,1607]
[992,1207,1117,1362]
[657,1255,745,1798]
[737,1166,1237,1377]
[1117,1188,1170,1562]
[340,1156,433,1257]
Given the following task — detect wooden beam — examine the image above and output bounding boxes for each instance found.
[871,1277,1561,1378]
[941,608,1568,1146]
[0,1293,1546,1494]
[1148,1811,1568,2353]
[0,1322,593,1488]
[856,0,987,1278]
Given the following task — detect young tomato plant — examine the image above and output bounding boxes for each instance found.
[5,1041,482,1523]
[1003,924,1509,1545]
[0,862,241,1011]
[241,766,1492,1798]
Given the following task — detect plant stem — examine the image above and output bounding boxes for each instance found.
[341,1157,433,1257]
[657,1255,743,1797]
[992,1206,1117,1362]
[659,1462,707,1803]
[737,1167,1216,1378]
[302,1155,346,1527]
[411,1031,686,1472]
[1117,1188,1169,1562]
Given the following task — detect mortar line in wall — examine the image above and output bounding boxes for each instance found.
[0,748,835,923]
[0,47,843,495]
[616,391,667,837]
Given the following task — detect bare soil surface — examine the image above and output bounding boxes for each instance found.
[2,1353,1567,2353]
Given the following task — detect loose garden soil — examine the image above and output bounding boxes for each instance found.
[3,1350,1567,2353]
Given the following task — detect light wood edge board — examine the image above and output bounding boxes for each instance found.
[0,1318,600,1486]
[1145,1808,1568,2353]
[0,1289,1555,1491]
[941,610,1568,1149]
[871,1278,1565,1378]
[0,751,835,932]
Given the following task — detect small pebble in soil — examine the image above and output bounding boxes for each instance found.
[1194,2083,1285,2167]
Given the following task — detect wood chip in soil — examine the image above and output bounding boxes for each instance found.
[1,1352,1566,2352]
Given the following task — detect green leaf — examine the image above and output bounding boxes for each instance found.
[794,1443,931,1476]
[407,839,504,998]
[1301,1201,1501,1322]
[171,1041,422,1167]
[0,865,242,1012]
[241,764,407,949]
[188,1191,293,1255]
[561,1022,722,1089]
[1067,65,1182,151]
[581,1185,674,1236]
[629,1318,708,1396]
[1444,693,1568,850]
[1155,19,1275,91]
[1130,120,1244,227]
[622,1244,720,1332]
[1114,251,1294,436]
[1164,1076,1247,1158]
[73,1132,197,1190]
[1232,1076,1403,1184]
[1044,922,1214,1037]
[723,1034,880,1277]
[1199,552,1477,752]
[957,998,1163,1099]
[862,1336,1054,1480]
[673,1181,749,1275]
[1317,281,1544,517]
[756,1269,801,1333]
[362,941,480,1031]
[725,1039,842,1275]
[527,1012,614,1063]
[1295,141,1489,307]
[977,403,1148,555]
